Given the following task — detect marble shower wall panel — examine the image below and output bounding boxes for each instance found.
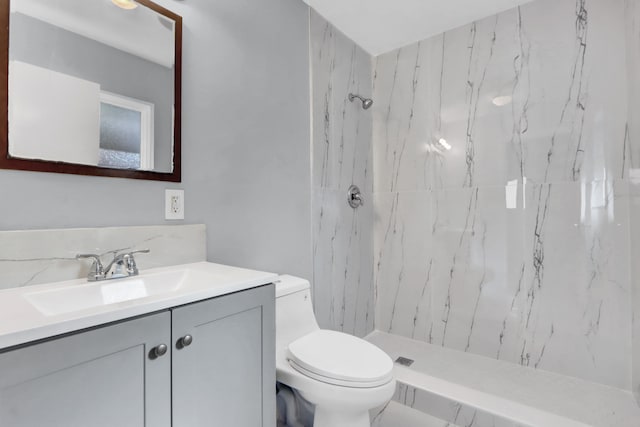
[310,11,335,190]
[373,191,432,340]
[0,225,206,290]
[520,0,628,185]
[312,189,374,336]
[372,175,631,387]
[311,10,373,192]
[519,180,631,388]
[373,0,629,191]
[431,12,533,189]
[627,0,640,175]
[310,11,374,337]
[631,182,640,403]
[372,0,634,390]
[625,0,640,403]
[372,41,441,193]
[428,186,526,362]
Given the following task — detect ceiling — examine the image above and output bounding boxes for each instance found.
[12,0,175,67]
[302,0,536,56]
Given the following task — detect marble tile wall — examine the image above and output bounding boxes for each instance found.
[372,0,634,389]
[627,0,640,405]
[0,225,206,289]
[310,10,374,337]
[630,182,640,403]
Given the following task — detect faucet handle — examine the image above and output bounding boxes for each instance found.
[128,249,150,256]
[76,254,105,280]
[121,249,150,275]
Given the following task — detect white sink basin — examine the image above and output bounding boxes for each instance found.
[0,261,277,349]
[25,268,210,316]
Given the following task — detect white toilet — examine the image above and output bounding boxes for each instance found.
[275,275,396,427]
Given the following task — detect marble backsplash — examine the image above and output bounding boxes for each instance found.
[372,0,635,390]
[0,224,206,289]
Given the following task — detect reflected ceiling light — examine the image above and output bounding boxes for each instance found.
[112,0,138,10]
[492,95,512,107]
[437,138,452,151]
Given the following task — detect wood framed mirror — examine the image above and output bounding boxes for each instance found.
[0,0,182,182]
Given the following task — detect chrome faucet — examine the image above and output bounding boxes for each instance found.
[76,249,150,282]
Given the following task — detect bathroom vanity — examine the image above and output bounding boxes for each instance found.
[0,262,276,427]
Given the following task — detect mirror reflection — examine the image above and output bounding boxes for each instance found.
[8,0,177,173]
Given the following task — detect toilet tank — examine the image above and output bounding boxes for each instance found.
[275,275,320,348]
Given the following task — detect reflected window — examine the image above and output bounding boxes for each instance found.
[98,92,154,170]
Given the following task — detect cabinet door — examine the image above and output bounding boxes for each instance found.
[172,284,275,427]
[0,311,171,427]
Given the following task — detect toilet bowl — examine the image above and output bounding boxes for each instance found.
[275,275,396,427]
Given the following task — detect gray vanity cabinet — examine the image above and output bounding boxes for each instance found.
[172,284,275,427]
[0,311,172,427]
[0,284,275,427]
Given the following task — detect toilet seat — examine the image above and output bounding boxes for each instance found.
[287,330,393,388]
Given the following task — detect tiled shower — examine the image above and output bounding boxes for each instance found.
[311,0,640,402]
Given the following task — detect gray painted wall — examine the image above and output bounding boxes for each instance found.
[0,0,312,280]
[10,12,174,171]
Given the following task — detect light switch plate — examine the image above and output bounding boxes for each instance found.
[165,189,184,220]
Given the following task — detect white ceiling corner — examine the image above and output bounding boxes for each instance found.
[303,0,536,56]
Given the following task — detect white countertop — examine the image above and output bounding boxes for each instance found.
[0,262,278,350]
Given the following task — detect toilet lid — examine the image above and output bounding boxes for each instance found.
[287,330,393,388]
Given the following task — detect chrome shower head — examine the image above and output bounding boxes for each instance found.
[348,93,374,110]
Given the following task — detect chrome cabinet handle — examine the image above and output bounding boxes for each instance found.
[150,344,168,359]
[177,335,193,349]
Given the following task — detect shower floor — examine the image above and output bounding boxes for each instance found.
[366,331,640,427]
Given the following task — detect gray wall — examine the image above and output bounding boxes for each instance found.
[10,12,174,171]
[0,0,312,280]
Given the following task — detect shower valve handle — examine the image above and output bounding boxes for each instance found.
[348,185,364,209]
